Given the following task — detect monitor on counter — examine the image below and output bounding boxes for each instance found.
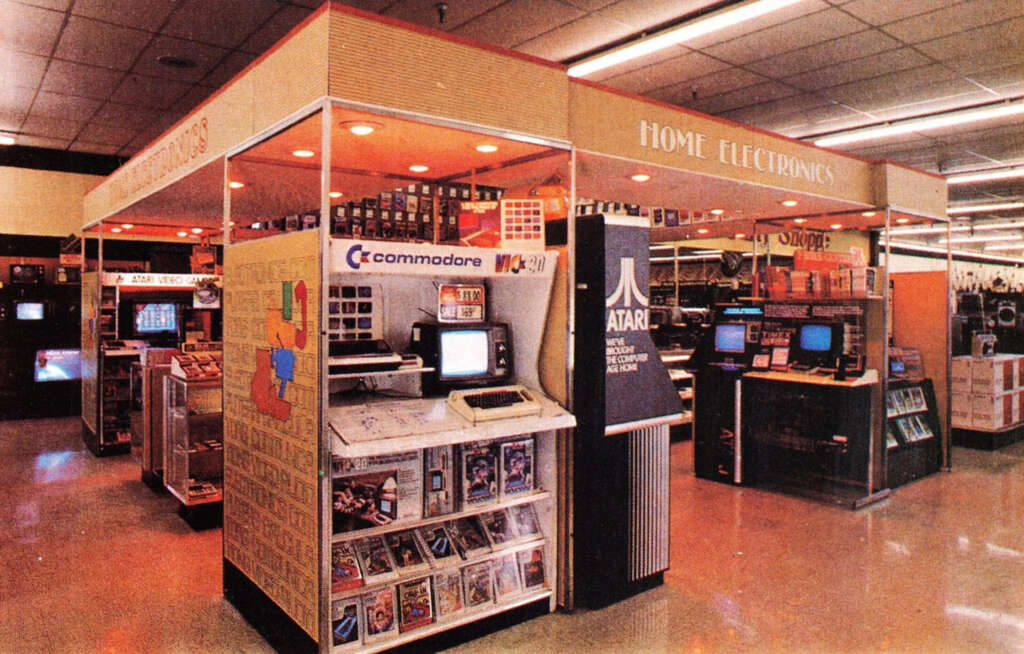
[410,321,511,393]
[794,322,843,369]
[34,349,82,382]
[714,322,747,354]
[133,302,178,337]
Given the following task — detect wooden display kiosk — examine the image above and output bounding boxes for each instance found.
[79,2,952,649]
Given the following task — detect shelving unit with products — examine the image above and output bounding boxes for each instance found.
[885,379,942,487]
[164,375,224,507]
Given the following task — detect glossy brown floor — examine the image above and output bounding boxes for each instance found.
[3,418,1023,653]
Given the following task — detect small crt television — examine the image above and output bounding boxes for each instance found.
[410,321,511,394]
[794,322,843,369]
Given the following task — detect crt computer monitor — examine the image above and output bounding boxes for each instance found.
[15,302,44,320]
[410,321,511,393]
[714,322,747,354]
[133,302,178,337]
[795,322,842,368]
[440,329,489,379]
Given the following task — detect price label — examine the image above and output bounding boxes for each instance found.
[438,284,486,323]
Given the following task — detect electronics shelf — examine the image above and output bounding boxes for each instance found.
[328,366,434,381]
[163,376,223,508]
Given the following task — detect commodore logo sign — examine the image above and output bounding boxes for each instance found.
[605,257,649,332]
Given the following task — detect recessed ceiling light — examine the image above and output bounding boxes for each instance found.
[476,144,498,153]
[191,227,203,234]
[861,211,876,217]
[157,54,197,69]
[409,164,429,173]
[793,218,807,224]
[697,228,709,235]
[228,221,235,227]
[292,149,315,158]
[176,231,188,237]
[341,120,382,136]
[329,191,343,199]
[228,181,244,189]
[629,173,651,183]
[110,227,122,233]
[0,135,15,146]
[781,200,798,207]
[895,218,910,224]
[830,223,843,230]
[734,233,745,239]
[121,223,133,229]
[710,209,725,215]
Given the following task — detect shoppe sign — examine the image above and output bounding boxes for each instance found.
[603,221,682,432]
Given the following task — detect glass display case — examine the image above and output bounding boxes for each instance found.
[163,375,223,506]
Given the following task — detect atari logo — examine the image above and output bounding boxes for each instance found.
[605,257,649,332]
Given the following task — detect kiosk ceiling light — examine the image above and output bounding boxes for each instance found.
[176,231,188,237]
[813,98,1024,147]
[793,218,806,224]
[409,164,429,173]
[228,181,245,189]
[329,191,343,198]
[781,200,798,207]
[830,223,843,230]
[292,149,315,158]
[110,227,122,233]
[630,173,651,182]
[121,223,133,229]
[895,218,910,224]
[567,0,803,77]
[476,144,498,153]
[228,221,235,227]
[191,227,203,234]
[861,211,876,217]
[947,166,1024,185]
[697,228,709,234]
[341,121,382,136]
[734,232,746,239]
[0,134,15,146]
[710,208,725,215]
[948,201,1024,214]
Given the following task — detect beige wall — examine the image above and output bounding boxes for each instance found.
[1,166,101,237]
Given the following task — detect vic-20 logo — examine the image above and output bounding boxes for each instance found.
[605,257,649,332]
[346,244,482,270]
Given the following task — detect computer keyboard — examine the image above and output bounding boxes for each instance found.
[447,384,543,423]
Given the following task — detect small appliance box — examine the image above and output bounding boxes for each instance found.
[970,355,1018,394]
[951,393,971,428]
[971,392,1016,431]
[951,356,972,392]
[141,347,178,366]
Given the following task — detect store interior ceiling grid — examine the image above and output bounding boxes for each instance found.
[4,0,1023,249]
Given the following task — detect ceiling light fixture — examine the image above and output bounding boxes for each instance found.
[983,243,1024,251]
[228,181,244,189]
[793,218,806,224]
[121,223,133,229]
[228,221,236,227]
[476,144,498,153]
[630,173,651,182]
[940,234,1024,245]
[948,201,1024,215]
[884,240,1024,264]
[830,223,843,230]
[341,120,382,136]
[567,0,803,77]
[813,98,1024,148]
[781,200,798,207]
[329,191,343,199]
[895,218,910,224]
[191,227,203,234]
[110,227,122,233]
[710,209,725,215]
[0,135,15,146]
[176,231,188,237]
[697,228,709,234]
[409,164,429,173]
[947,166,1024,185]
[292,149,315,158]
[734,232,746,239]
[861,211,876,217]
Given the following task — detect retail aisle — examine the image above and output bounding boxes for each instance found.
[3,417,1023,653]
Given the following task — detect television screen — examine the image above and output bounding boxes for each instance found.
[799,324,833,353]
[440,329,489,378]
[35,349,81,382]
[377,499,393,515]
[714,323,747,353]
[16,302,44,320]
[134,303,177,334]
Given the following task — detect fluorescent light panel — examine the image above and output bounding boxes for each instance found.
[814,99,1024,148]
[948,201,1024,214]
[984,243,1024,251]
[885,240,1024,264]
[939,234,1023,244]
[947,166,1024,185]
[567,0,803,77]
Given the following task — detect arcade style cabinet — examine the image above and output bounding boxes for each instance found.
[561,214,682,608]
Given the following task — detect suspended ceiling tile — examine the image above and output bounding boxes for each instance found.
[685,80,801,115]
[0,84,36,124]
[41,60,124,100]
[600,51,730,95]
[109,74,191,110]
[822,64,967,110]
[338,0,393,14]
[659,66,768,104]
[560,0,620,10]
[913,16,1024,61]
[54,15,152,71]
[0,48,48,90]
[722,96,856,134]
[71,0,176,32]
[0,0,66,57]
[162,0,281,49]
[454,0,585,50]
[239,5,314,55]
[942,46,1024,77]
[17,0,70,9]
[69,139,122,155]
[121,127,166,156]
[30,91,102,122]
[16,134,72,149]
[592,0,720,32]
[284,0,325,8]
[76,122,134,147]
[782,47,932,92]
[880,0,1024,44]
[381,0,505,34]
[132,35,229,84]
[745,28,901,80]
[839,0,956,27]
[171,85,218,117]
[586,45,690,84]
[20,114,82,140]
[867,88,1006,122]
[90,101,166,130]
[699,8,868,66]
[517,14,635,63]
[201,51,257,91]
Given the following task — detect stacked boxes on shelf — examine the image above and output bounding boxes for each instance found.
[952,354,1024,430]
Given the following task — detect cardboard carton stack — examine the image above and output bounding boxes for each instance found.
[952,354,1024,430]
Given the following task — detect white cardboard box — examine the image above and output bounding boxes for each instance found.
[952,392,972,428]
[971,392,1017,431]
[951,356,972,393]
[971,355,1018,394]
